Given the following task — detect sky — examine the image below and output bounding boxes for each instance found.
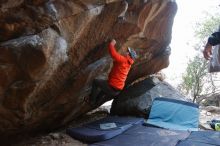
[163,0,220,87]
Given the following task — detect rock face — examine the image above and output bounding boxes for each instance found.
[110,77,189,118]
[0,0,177,139]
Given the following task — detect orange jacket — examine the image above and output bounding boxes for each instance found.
[108,42,134,90]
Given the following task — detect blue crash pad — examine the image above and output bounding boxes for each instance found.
[145,97,199,131]
[91,124,220,146]
[90,124,190,146]
[66,116,144,142]
[177,130,220,146]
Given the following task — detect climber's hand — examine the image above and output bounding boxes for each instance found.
[111,39,116,46]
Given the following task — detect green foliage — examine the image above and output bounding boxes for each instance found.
[195,13,220,41]
[180,55,209,102]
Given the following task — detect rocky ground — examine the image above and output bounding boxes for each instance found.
[8,105,218,146]
[199,107,220,130]
[13,107,110,146]
[16,133,86,146]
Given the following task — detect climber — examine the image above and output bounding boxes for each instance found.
[86,39,137,106]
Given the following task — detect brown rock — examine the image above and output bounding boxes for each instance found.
[0,0,177,141]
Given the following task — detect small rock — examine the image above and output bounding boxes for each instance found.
[206,112,212,116]
[200,110,206,114]
[41,141,47,144]
[49,133,61,140]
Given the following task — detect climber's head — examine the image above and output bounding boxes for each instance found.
[127,47,137,60]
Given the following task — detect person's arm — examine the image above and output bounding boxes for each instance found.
[108,40,126,62]
[203,42,212,60]
[203,32,220,60]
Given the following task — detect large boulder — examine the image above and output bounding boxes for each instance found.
[110,77,189,118]
[0,0,177,139]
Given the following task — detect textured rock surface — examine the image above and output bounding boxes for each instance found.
[0,0,177,139]
[110,77,189,118]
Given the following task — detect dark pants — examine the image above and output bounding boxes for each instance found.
[90,79,120,104]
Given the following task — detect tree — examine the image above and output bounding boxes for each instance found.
[179,55,212,102]
[179,12,220,104]
[195,13,220,41]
